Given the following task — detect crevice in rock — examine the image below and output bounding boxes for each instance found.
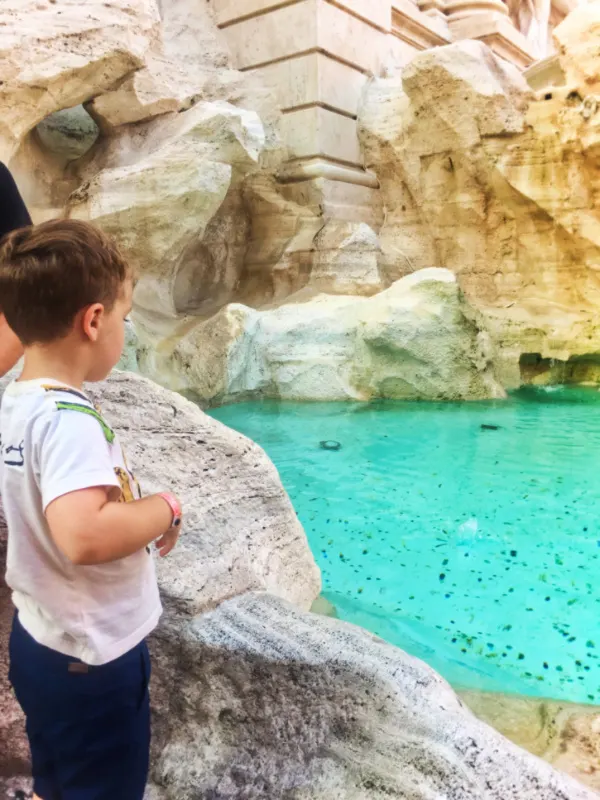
[519,352,600,386]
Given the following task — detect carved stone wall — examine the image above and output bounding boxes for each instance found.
[212,0,581,278]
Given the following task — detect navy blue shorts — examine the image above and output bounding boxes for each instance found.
[9,613,151,800]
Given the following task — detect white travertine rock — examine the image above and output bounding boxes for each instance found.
[554,2,600,93]
[68,102,266,320]
[146,591,597,800]
[139,269,505,404]
[359,38,600,386]
[87,60,183,131]
[400,40,531,142]
[117,320,140,372]
[0,0,160,160]
[309,222,385,297]
[85,0,280,140]
[85,373,321,614]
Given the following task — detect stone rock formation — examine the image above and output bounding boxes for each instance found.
[0,0,161,162]
[6,0,599,397]
[554,1,600,92]
[5,0,284,319]
[68,101,267,323]
[144,591,597,800]
[359,36,600,388]
[117,319,140,372]
[309,222,385,297]
[139,268,505,405]
[238,174,383,307]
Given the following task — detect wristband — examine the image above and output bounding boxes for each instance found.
[158,492,182,529]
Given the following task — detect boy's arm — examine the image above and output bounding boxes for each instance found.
[37,404,180,566]
[46,488,177,565]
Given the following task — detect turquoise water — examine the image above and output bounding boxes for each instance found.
[209,387,600,704]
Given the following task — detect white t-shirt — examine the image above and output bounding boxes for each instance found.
[0,378,162,665]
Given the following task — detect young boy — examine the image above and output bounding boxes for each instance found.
[0,219,183,800]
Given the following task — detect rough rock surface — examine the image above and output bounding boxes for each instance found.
[86,0,268,132]
[68,101,266,322]
[359,41,533,296]
[0,0,160,161]
[308,222,385,297]
[359,38,600,386]
[239,173,339,306]
[554,2,600,94]
[141,268,505,405]
[87,61,184,131]
[117,319,140,372]
[146,591,596,800]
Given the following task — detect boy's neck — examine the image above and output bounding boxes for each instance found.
[19,343,90,389]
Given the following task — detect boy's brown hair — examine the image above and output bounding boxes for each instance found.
[0,219,131,346]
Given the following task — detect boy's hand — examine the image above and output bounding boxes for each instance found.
[47,488,176,565]
[155,526,181,558]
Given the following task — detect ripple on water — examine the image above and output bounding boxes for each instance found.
[209,387,600,704]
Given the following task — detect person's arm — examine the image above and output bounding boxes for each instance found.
[0,162,32,239]
[46,487,178,565]
[0,313,23,376]
[0,162,31,376]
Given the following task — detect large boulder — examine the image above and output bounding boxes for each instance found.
[359,38,600,386]
[0,0,160,161]
[359,41,532,294]
[138,268,505,404]
[145,591,597,800]
[68,101,266,322]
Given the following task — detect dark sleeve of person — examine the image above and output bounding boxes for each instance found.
[0,162,32,240]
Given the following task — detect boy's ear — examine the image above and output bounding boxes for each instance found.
[81,303,104,342]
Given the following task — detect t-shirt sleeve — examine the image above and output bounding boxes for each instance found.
[36,407,120,511]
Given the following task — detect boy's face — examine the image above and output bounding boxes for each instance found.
[86,279,133,382]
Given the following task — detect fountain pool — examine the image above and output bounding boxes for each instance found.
[209,387,600,704]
